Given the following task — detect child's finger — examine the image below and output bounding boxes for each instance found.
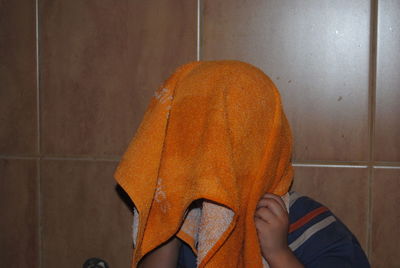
[263,198,287,217]
[254,215,268,231]
[262,193,286,211]
[257,198,287,218]
[256,198,270,209]
[255,206,277,223]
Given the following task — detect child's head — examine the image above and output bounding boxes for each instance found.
[115,60,294,266]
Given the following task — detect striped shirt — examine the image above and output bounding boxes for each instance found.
[178,191,370,267]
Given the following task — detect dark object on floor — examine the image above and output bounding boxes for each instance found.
[83,257,109,268]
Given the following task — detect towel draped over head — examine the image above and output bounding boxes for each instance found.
[114,60,294,267]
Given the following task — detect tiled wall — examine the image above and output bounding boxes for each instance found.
[1,0,197,267]
[0,0,398,267]
[201,1,399,267]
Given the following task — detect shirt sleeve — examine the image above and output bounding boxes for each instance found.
[288,192,370,268]
[177,241,197,268]
[177,192,371,268]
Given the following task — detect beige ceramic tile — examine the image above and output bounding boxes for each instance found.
[0,159,39,267]
[41,160,133,268]
[40,0,197,156]
[375,0,400,162]
[370,168,400,268]
[291,166,369,251]
[0,0,37,155]
[203,0,370,161]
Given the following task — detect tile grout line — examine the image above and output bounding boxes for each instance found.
[373,165,400,169]
[0,155,40,160]
[41,156,120,161]
[0,155,119,161]
[293,160,370,166]
[367,0,379,259]
[35,0,41,158]
[292,163,368,168]
[3,155,400,167]
[36,158,42,268]
[196,0,202,61]
[293,160,400,168]
[35,0,43,266]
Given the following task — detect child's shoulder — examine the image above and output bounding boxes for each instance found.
[287,191,370,268]
[287,191,338,252]
[287,191,331,222]
[287,191,339,250]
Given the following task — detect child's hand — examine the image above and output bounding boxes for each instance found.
[254,193,290,263]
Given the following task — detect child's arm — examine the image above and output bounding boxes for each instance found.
[138,236,182,268]
[255,193,304,268]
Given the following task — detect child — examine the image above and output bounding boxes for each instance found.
[178,192,370,267]
[114,60,370,267]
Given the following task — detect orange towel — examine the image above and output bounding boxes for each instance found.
[114,60,294,267]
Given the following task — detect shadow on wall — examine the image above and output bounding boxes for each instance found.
[115,184,135,214]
